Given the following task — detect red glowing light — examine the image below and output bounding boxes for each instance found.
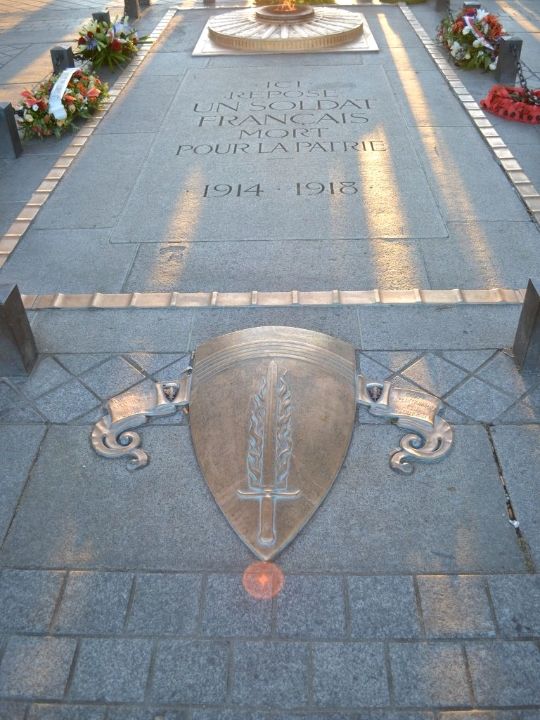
[242,562,284,599]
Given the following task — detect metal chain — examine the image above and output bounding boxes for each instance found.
[510,43,540,106]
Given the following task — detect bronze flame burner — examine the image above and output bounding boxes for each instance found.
[255,4,315,22]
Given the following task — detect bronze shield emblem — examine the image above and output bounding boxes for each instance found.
[188,326,356,560]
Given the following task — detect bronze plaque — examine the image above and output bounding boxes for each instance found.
[189,326,356,560]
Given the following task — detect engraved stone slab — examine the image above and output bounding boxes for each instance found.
[110,65,447,244]
[188,326,356,560]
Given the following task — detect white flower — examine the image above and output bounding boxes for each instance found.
[24,112,33,122]
[462,26,472,35]
[473,39,482,48]
[489,60,497,70]
[32,103,39,111]
[476,8,488,21]
[465,53,471,59]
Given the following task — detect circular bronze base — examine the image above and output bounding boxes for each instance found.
[255,5,315,23]
[208,7,364,52]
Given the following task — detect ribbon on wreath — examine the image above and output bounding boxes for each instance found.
[48,67,81,121]
[463,15,495,51]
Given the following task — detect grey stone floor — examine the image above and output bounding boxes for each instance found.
[1,1,540,293]
[2,305,540,715]
[1,0,540,716]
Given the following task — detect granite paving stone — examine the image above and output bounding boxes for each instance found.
[360,351,420,374]
[0,424,45,542]
[126,353,185,376]
[106,708,186,720]
[466,642,540,706]
[414,126,529,223]
[231,641,309,709]
[441,350,496,374]
[189,307,362,349]
[313,643,389,708]
[275,575,346,639]
[0,569,64,633]
[0,425,253,571]
[390,642,472,707]
[0,156,57,203]
[476,351,540,399]
[439,714,518,720]
[497,398,540,424]
[27,705,106,719]
[70,639,153,703]
[440,403,475,425]
[0,637,76,700]
[401,353,468,397]
[445,377,515,423]
[280,425,524,574]
[357,306,522,351]
[0,702,26,720]
[201,574,272,637]
[34,378,100,423]
[385,69,470,128]
[52,571,133,634]
[127,573,201,635]
[0,403,44,424]
[489,575,540,638]
[191,713,433,720]
[80,356,146,400]
[55,355,109,376]
[419,221,540,290]
[0,380,19,413]
[0,229,139,295]
[417,575,496,638]
[490,425,540,566]
[33,133,156,230]
[357,353,393,382]
[31,309,194,354]
[347,576,420,639]
[96,74,182,135]
[151,354,193,382]
[150,639,229,704]
[17,356,72,399]
[123,238,430,292]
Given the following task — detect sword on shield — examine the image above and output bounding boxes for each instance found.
[237,360,300,546]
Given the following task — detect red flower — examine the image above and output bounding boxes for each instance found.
[111,38,122,52]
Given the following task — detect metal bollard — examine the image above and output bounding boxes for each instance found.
[495,36,523,85]
[50,45,75,74]
[462,2,482,9]
[0,103,22,160]
[124,0,140,19]
[92,11,111,23]
[0,285,37,377]
[514,279,540,373]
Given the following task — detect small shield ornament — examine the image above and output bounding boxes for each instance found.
[189,326,357,560]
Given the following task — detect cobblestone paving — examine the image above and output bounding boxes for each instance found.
[0,568,539,715]
[2,349,539,425]
[1,343,540,713]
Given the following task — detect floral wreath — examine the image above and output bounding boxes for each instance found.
[437,6,505,71]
